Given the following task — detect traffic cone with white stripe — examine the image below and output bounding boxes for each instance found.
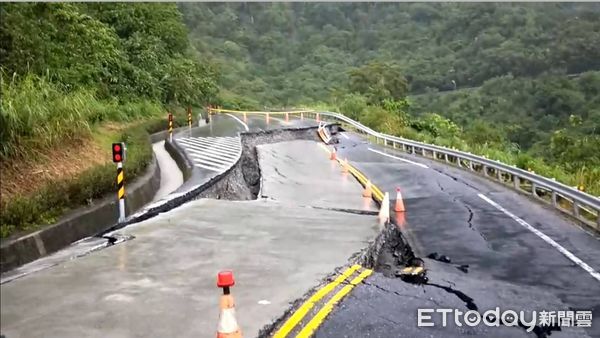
[362,180,373,198]
[330,147,337,161]
[394,187,405,212]
[217,271,242,338]
[378,192,390,226]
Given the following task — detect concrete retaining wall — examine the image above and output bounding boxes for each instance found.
[164,138,193,182]
[1,142,162,273]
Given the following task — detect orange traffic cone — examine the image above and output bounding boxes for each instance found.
[394,188,405,212]
[217,271,242,338]
[378,192,390,226]
[395,211,406,230]
[362,180,373,198]
[342,158,349,173]
[330,147,337,161]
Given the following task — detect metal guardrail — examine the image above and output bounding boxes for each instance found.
[300,110,600,230]
[210,108,599,230]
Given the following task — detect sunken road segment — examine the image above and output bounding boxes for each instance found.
[0,135,383,338]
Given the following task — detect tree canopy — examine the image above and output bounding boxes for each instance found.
[1,3,218,105]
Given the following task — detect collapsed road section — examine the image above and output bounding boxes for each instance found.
[0,129,383,338]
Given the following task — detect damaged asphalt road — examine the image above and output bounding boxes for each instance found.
[315,262,590,338]
[316,131,600,338]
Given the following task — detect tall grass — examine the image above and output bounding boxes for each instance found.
[0,122,157,238]
[0,72,163,161]
[0,72,168,238]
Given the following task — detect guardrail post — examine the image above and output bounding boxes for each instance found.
[411,146,415,154]
[469,161,474,171]
[573,202,580,218]
[551,191,557,207]
[496,169,502,181]
[444,153,449,162]
[513,175,520,189]
[402,144,406,152]
[457,158,462,168]
[432,150,437,159]
[532,183,538,197]
[483,165,489,176]
[392,141,396,149]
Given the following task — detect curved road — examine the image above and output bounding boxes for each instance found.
[2,114,598,338]
[316,130,600,337]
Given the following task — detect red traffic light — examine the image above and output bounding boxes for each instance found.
[112,142,125,163]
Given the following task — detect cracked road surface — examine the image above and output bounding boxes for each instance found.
[0,113,320,284]
[0,140,378,338]
[316,131,600,337]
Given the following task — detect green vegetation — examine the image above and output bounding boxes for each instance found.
[1,123,148,238]
[0,3,218,238]
[1,3,218,161]
[2,3,599,237]
[180,3,599,195]
[180,3,600,104]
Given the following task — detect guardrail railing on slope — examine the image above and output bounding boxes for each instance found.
[210,108,600,230]
[314,111,600,231]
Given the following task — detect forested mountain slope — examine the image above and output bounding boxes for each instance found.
[180,3,600,103]
[179,3,600,195]
[0,3,218,237]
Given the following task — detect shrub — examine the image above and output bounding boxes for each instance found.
[0,121,157,238]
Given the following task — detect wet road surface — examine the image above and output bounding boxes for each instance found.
[0,140,377,338]
[314,131,600,337]
[0,114,317,284]
[152,140,183,201]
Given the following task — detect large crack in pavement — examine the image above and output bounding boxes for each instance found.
[424,282,478,311]
[435,179,491,248]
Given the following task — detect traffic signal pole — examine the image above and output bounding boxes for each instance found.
[112,142,126,223]
[117,161,126,223]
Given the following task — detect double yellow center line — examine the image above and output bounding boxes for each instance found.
[318,143,384,202]
[274,265,372,338]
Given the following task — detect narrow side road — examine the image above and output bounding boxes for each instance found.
[151,141,183,202]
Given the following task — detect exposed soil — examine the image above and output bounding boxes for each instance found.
[0,122,133,202]
[1,136,110,200]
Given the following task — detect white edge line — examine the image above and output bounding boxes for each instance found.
[340,132,350,140]
[225,113,249,131]
[367,147,429,169]
[478,193,600,282]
